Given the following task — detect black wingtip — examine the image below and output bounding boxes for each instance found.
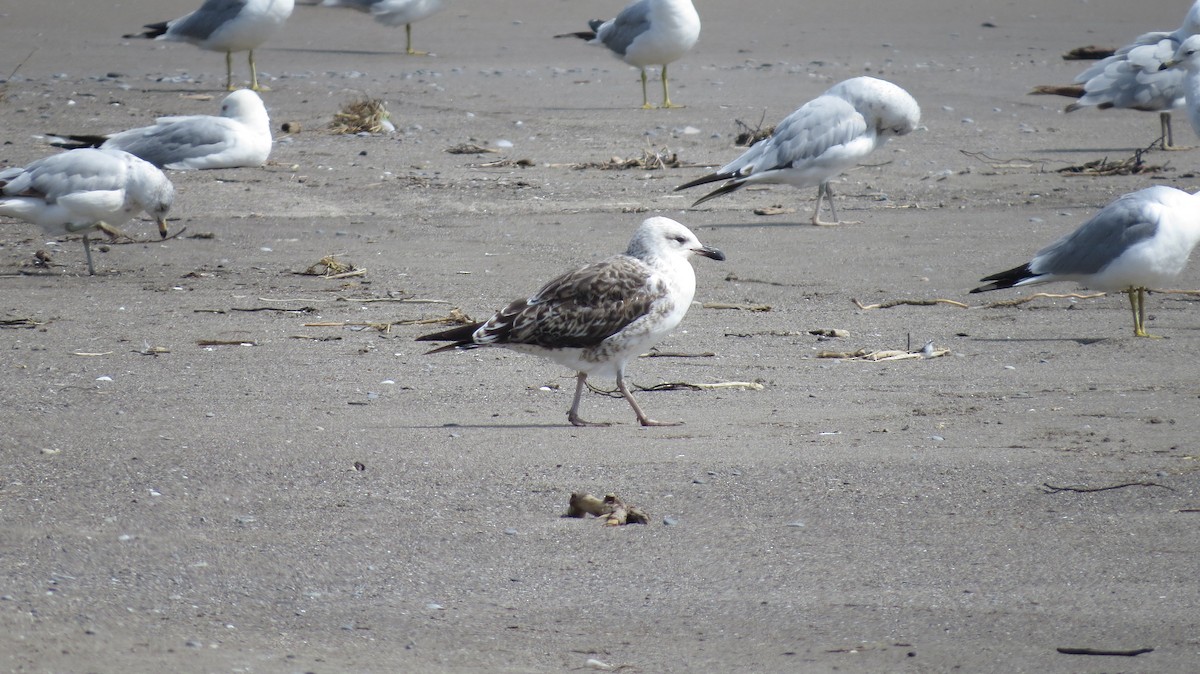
[124,21,168,40]
[689,180,746,207]
[970,263,1035,294]
[554,31,596,40]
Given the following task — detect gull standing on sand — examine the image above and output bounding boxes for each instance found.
[320,0,446,56]
[417,217,724,427]
[0,149,175,275]
[675,76,920,225]
[1048,0,1200,149]
[1161,34,1200,141]
[556,0,700,109]
[124,0,295,91]
[50,90,273,170]
[971,186,1200,338]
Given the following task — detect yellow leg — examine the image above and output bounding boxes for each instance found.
[248,50,269,91]
[405,23,428,56]
[660,63,682,108]
[1128,287,1160,338]
[225,51,235,91]
[640,69,653,109]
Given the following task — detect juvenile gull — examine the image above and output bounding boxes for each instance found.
[971,185,1200,337]
[417,217,724,427]
[556,0,700,109]
[1057,0,1200,149]
[320,0,446,55]
[124,0,295,91]
[50,90,272,170]
[675,76,920,225]
[0,149,175,275]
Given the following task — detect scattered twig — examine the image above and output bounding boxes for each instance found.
[0,318,41,329]
[817,347,950,361]
[702,302,772,311]
[71,351,113,357]
[637,381,765,391]
[1029,84,1085,97]
[0,47,37,102]
[472,158,536,168]
[1043,482,1173,494]
[230,306,317,313]
[107,226,189,245]
[565,492,650,525]
[197,339,257,346]
[1056,647,1153,657]
[753,205,796,216]
[1058,139,1168,175]
[557,144,684,170]
[642,351,715,358]
[853,298,970,310]
[980,291,1105,307]
[335,296,450,304]
[446,143,499,155]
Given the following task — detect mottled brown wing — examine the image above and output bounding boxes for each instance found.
[477,255,656,349]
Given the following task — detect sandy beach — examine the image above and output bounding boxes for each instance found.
[1,0,1198,671]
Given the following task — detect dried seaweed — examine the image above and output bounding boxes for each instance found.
[734,113,774,146]
[300,255,365,279]
[329,98,393,134]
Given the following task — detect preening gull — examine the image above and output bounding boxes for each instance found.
[417,216,725,427]
[556,0,700,109]
[50,90,272,170]
[971,185,1200,338]
[1160,34,1200,141]
[0,149,175,275]
[124,0,295,91]
[1058,0,1200,149]
[320,0,446,55]
[675,76,920,225]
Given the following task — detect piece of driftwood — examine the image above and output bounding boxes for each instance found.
[566,492,650,526]
[1061,45,1117,60]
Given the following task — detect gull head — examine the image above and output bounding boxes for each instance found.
[220,89,271,123]
[1163,34,1200,72]
[627,216,725,263]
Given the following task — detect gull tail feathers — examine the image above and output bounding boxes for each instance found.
[971,263,1036,293]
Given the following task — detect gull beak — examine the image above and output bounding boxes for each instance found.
[157,217,169,239]
[694,245,726,262]
[1160,59,1178,71]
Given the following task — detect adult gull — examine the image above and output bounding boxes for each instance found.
[1160,34,1200,141]
[556,0,701,109]
[0,149,175,275]
[971,185,1200,337]
[417,216,724,426]
[675,76,920,225]
[124,0,295,91]
[50,90,273,170]
[1052,0,1200,149]
[320,0,446,55]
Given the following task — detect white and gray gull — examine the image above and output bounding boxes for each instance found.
[49,90,272,171]
[971,185,1200,338]
[0,149,175,275]
[124,0,295,91]
[675,76,920,225]
[320,0,447,56]
[417,217,724,427]
[556,0,700,109]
